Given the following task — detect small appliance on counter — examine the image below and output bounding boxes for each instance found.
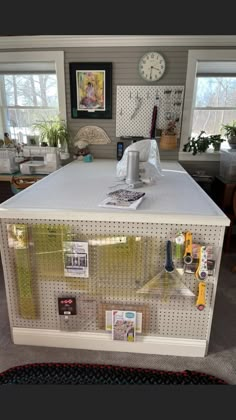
[0,149,19,174]
[19,146,62,175]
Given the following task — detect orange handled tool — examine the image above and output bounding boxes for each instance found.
[195,246,208,311]
[183,231,193,264]
[196,281,206,311]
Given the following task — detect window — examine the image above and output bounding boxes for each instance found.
[0,51,66,145]
[180,50,236,160]
[0,72,59,144]
[192,76,236,141]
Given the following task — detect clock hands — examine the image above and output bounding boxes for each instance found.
[151,65,160,71]
[149,67,153,80]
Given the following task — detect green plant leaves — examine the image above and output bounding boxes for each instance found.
[222,121,236,138]
[183,131,225,155]
[32,116,70,148]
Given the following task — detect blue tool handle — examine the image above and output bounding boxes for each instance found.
[165,240,174,272]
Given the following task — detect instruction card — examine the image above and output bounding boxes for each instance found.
[112,310,136,342]
[106,310,142,333]
[63,241,89,278]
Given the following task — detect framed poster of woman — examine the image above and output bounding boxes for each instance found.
[69,62,112,119]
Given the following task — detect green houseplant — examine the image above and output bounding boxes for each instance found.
[183,131,211,155]
[222,121,236,149]
[183,131,225,155]
[208,134,225,151]
[32,115,70,149]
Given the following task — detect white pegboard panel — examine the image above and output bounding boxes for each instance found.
[116,85,184,138]
[0,218,224,341]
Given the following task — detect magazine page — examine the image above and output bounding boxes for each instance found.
[112,310,136,342]
[107,189,145,201]
[99,189,145,210]
[106,310,142,333]
[63,241,89,278]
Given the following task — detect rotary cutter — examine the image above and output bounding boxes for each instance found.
[175,231,185,274]
[195,245,208,281]
[196,282,206,311]
[183,231,193,265]
[195,246,208,311]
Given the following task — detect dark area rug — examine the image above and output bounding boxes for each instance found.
[0,363,228,385]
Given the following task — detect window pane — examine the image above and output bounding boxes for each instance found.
[7,108,58,143]
[4,75,15,106]
[195,77,236,107]
[4,74,58,107]
[0,72,59,142]
[191,109,236,137]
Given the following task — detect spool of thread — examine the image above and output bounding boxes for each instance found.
[126,151,141,186]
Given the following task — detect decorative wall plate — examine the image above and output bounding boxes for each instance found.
[74,126,111,145]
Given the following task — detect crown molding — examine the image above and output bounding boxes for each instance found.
[1,35,236,49]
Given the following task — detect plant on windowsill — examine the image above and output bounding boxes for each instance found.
[183,131,225,155]
[221,121,236,149]
[183,131,210,155]
[32,115,70,150]
[209,134,225,152]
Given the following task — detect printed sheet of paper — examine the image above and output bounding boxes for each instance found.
[63,241,89,278]
[106,310,142,333]
[112,310,136,342]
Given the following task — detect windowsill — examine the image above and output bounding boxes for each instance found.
[179,150,223,161]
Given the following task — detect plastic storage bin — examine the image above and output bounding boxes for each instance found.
[220,149,236,182]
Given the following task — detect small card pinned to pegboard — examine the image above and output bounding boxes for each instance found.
[63,241,89,278]
[58,297,77,315]
[116,85,184,138]
[58,296,79,331]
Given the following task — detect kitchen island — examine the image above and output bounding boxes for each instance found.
[0,159,230,357]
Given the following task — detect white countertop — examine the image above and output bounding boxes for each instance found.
[0,159,230,226]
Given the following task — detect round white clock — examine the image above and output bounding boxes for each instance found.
[138,51,166,82]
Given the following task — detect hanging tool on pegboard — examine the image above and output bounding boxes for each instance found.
[195,245,208,311]
[150,94,160,139]
[130,91,143,120]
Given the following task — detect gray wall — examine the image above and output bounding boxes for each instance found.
[1,44,234,175]
[64,46,188,160]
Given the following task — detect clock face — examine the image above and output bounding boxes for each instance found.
[138,52,166,82]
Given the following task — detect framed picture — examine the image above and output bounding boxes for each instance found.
[69,62,112,119]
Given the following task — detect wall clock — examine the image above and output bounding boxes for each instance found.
[138,52,166,82]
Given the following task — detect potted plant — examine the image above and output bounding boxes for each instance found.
[208,134,225,152]
[32,115,70,150]
[159,120,177,150]
[183,131,211,155]
[222,121,236,149]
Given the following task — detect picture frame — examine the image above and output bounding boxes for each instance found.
[69,62,112,119]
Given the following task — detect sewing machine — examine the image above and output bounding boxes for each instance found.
[0,149,19,173]
[19,146,62,175]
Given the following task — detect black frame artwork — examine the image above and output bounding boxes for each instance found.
[69,62,112,119]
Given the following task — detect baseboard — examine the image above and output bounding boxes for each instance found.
[12,328,207,357]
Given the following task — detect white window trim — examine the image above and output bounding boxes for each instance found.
[0,51,66,122]
[179,49,236,161]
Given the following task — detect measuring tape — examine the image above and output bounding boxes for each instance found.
[183,231,193,264]
[195,246,208,311]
